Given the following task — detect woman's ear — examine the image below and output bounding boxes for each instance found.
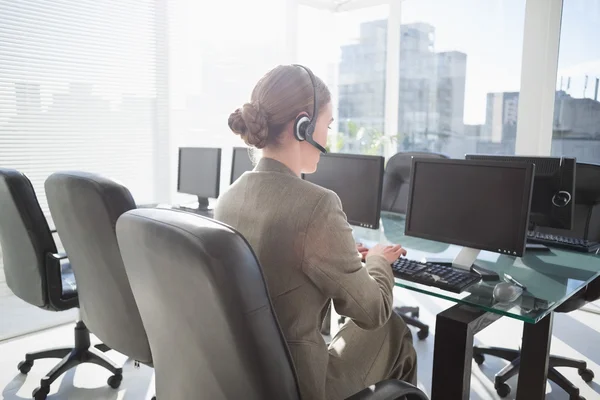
[280,119,296,141]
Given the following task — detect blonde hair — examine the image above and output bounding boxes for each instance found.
[228,65,331,149]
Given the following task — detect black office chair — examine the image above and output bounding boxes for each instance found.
[45,172,154,398]
[381,151,449,340]
[116,208,429,400]
[0,168,121,400]
[473,162,600,400]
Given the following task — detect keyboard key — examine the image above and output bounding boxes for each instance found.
[527,230,600,253]
[392,258,481,293]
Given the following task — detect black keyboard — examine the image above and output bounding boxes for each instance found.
[527,231,600,253]
[392,258,481,293]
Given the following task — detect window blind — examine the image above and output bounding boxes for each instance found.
[0,0,165,218]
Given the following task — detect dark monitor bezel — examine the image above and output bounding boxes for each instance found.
[405,157,535,257]
[177,147,222,198]
[303,152,385,230]
[230,147,253,185]
[465,154,576,230]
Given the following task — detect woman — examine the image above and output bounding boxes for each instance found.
[215,65,417,400]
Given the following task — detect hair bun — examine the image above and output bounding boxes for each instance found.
[228,101,269,149]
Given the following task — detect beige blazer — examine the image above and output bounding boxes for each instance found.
[214,157,394,400]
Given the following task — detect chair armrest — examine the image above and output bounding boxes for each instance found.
[345,380,429,400]
[49,252,68,260]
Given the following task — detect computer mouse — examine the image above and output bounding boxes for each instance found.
[493,282,523,303]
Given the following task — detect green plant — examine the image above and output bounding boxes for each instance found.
[326,134,345,153]
[334,119,405,156]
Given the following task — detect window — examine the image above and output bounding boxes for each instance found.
[299,1,526,157]
[0,0,165,211]
[551,0,600,163]
[169,0,288,202]
[0,0,165,339]
[397,0,525,157]
[333,5,390,156]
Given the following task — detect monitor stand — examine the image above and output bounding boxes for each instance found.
[179,196,212,214]
[196,196,210,211]
[451,247,500,282]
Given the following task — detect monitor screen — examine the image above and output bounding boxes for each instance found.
[231,147,254,184]
[465,155,576,230]
[405,158,534,256]
[177,147,221,198]
[303,153,384,229]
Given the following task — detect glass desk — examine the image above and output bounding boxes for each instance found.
[353,212,600,400]
[354,212,600,324]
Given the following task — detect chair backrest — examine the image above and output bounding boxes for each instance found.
[44,171,151,364]
[116,208,300,400]
[381,152,448,214]
[0,168,57,308]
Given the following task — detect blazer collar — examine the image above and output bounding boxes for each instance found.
[255,157,299,177]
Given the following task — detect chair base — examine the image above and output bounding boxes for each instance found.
[474,346,594,399]
[394,307,429,340]
[18,320,123,400]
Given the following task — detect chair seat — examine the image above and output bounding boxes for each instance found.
[61,262,77,299]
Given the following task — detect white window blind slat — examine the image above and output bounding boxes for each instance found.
[0,0,164,218]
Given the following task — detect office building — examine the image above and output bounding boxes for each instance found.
[483,92,519,144]
[436,51,467,136]
[338,20,387,134]
[338,20,467,152]
[480,90,600,158]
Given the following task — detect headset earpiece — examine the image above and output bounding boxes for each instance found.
[552,191,572,208]
[294,114,310,142]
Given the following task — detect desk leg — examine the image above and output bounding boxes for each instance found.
[431,304,501,400]
[515,312,553,400]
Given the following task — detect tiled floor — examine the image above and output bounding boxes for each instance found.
[1,287,599,399]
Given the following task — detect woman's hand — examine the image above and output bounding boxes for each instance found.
[366,243,407,264]
[356,243,370,260]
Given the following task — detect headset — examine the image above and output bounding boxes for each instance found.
[292,64,327,154]
[552,157,572,207]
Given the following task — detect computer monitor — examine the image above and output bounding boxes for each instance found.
[230,147,254,184]
[303,153,385,229]
[405,158,535,272]
[177,147,221,210]
[536,162,600,240]
[465,155,576,231]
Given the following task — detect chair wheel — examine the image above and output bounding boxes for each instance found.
[473,353,485,365]
[18,360,33,374]
[417,327,429,340]
[578,368,594,382]
[495,382,511,398]
[107,374,123,389]
[32,386,49,400]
